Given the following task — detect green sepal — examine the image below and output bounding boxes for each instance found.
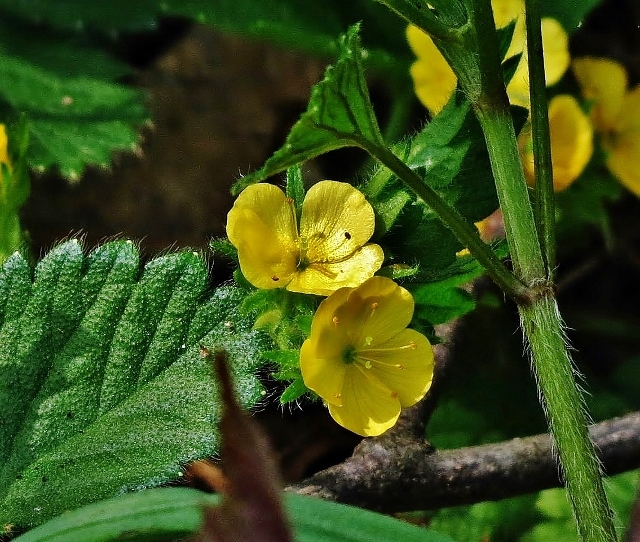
[286,164,306,212]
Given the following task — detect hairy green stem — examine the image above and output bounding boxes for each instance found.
[362,142,531,303]
[520,297,616,541]
[524,0,556,276]
[372,0,617,537]
[467,2,616,539]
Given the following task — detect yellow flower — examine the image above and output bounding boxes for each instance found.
[300,276,434,436]
[407,0,569,114]
[226,181,384,296]
[573,57,640,195]
[518,95,593,192]
[0,125,10,171]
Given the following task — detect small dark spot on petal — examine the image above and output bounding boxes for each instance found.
[344,231,352,240]
[272,275,280,282]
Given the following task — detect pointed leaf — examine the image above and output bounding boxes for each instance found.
[13,488,455,542]
[0,53,148,180]
[0,240,269,529]
[233,24,383,194]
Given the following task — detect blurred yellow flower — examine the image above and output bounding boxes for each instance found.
[407,0,569,114]
[226,181,384,296]
[573,57,640,195]
[518,95,593,192]
[300,276,434,436]
[0,125,10,171]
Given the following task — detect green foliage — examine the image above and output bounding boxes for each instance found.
[0,52,148,181]
[542,0,604,31]
[232,24,383,194]
[13,487,455,542]
[0,240,270,529]
[0,118,30,262]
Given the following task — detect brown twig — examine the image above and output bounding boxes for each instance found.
[288,411,640,512]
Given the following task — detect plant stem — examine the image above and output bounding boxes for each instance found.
[524,0,555,276]
[520,297,616,541]
[362,142,531,303]
[466,1,616,539]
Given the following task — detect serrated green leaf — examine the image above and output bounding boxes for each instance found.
[0,240,269,529]
[232,24,383,194]
[0,52,148,180]
[13,488,455,542]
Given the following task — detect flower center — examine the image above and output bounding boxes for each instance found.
[342,344,358,365]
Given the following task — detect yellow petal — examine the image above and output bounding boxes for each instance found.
[300,287,353,406]
[334,276,414,346]
[287,244,384,296]
[359,328,434,407]
[605,87,640,196]
[406,25,456,115]
[573,57,628,132]
[506,18,569,108]
[519,95,593,192]
[491,0,525,29]
[0,125,9,168]
[540,18,570,87]
[327,366,401,437]
[226,183,299,289]
[300,336,347,408]
[300,180,376,261]
[491,0,525,59]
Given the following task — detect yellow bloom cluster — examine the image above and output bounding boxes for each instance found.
[407,0,595,192]
[406,0,569,114]
[226,181,383,296]
[573,57,640,196]
[227,182,435,436]
[300,276,434,436]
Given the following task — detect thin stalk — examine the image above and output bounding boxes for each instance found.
[520,297,616,541]
[473,104,545,283]
[362,142,531,303]
[467,1,616,539]
[524,0,556,276]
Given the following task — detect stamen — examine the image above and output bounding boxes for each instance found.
[365,336,373,346]
[396,364,404,370]
[332,316,340,326]
[390,391,398,399]
[334,393,342,399]
[363,360,372,369]
[370,302,379,311]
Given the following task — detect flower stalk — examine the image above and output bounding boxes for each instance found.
[524,0,556,276]
[374,0,617,539]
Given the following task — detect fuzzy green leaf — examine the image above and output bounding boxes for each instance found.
[0,240,268,529]
[13,488,455,542]
[0,53,148,181]
[232,24,383,194]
